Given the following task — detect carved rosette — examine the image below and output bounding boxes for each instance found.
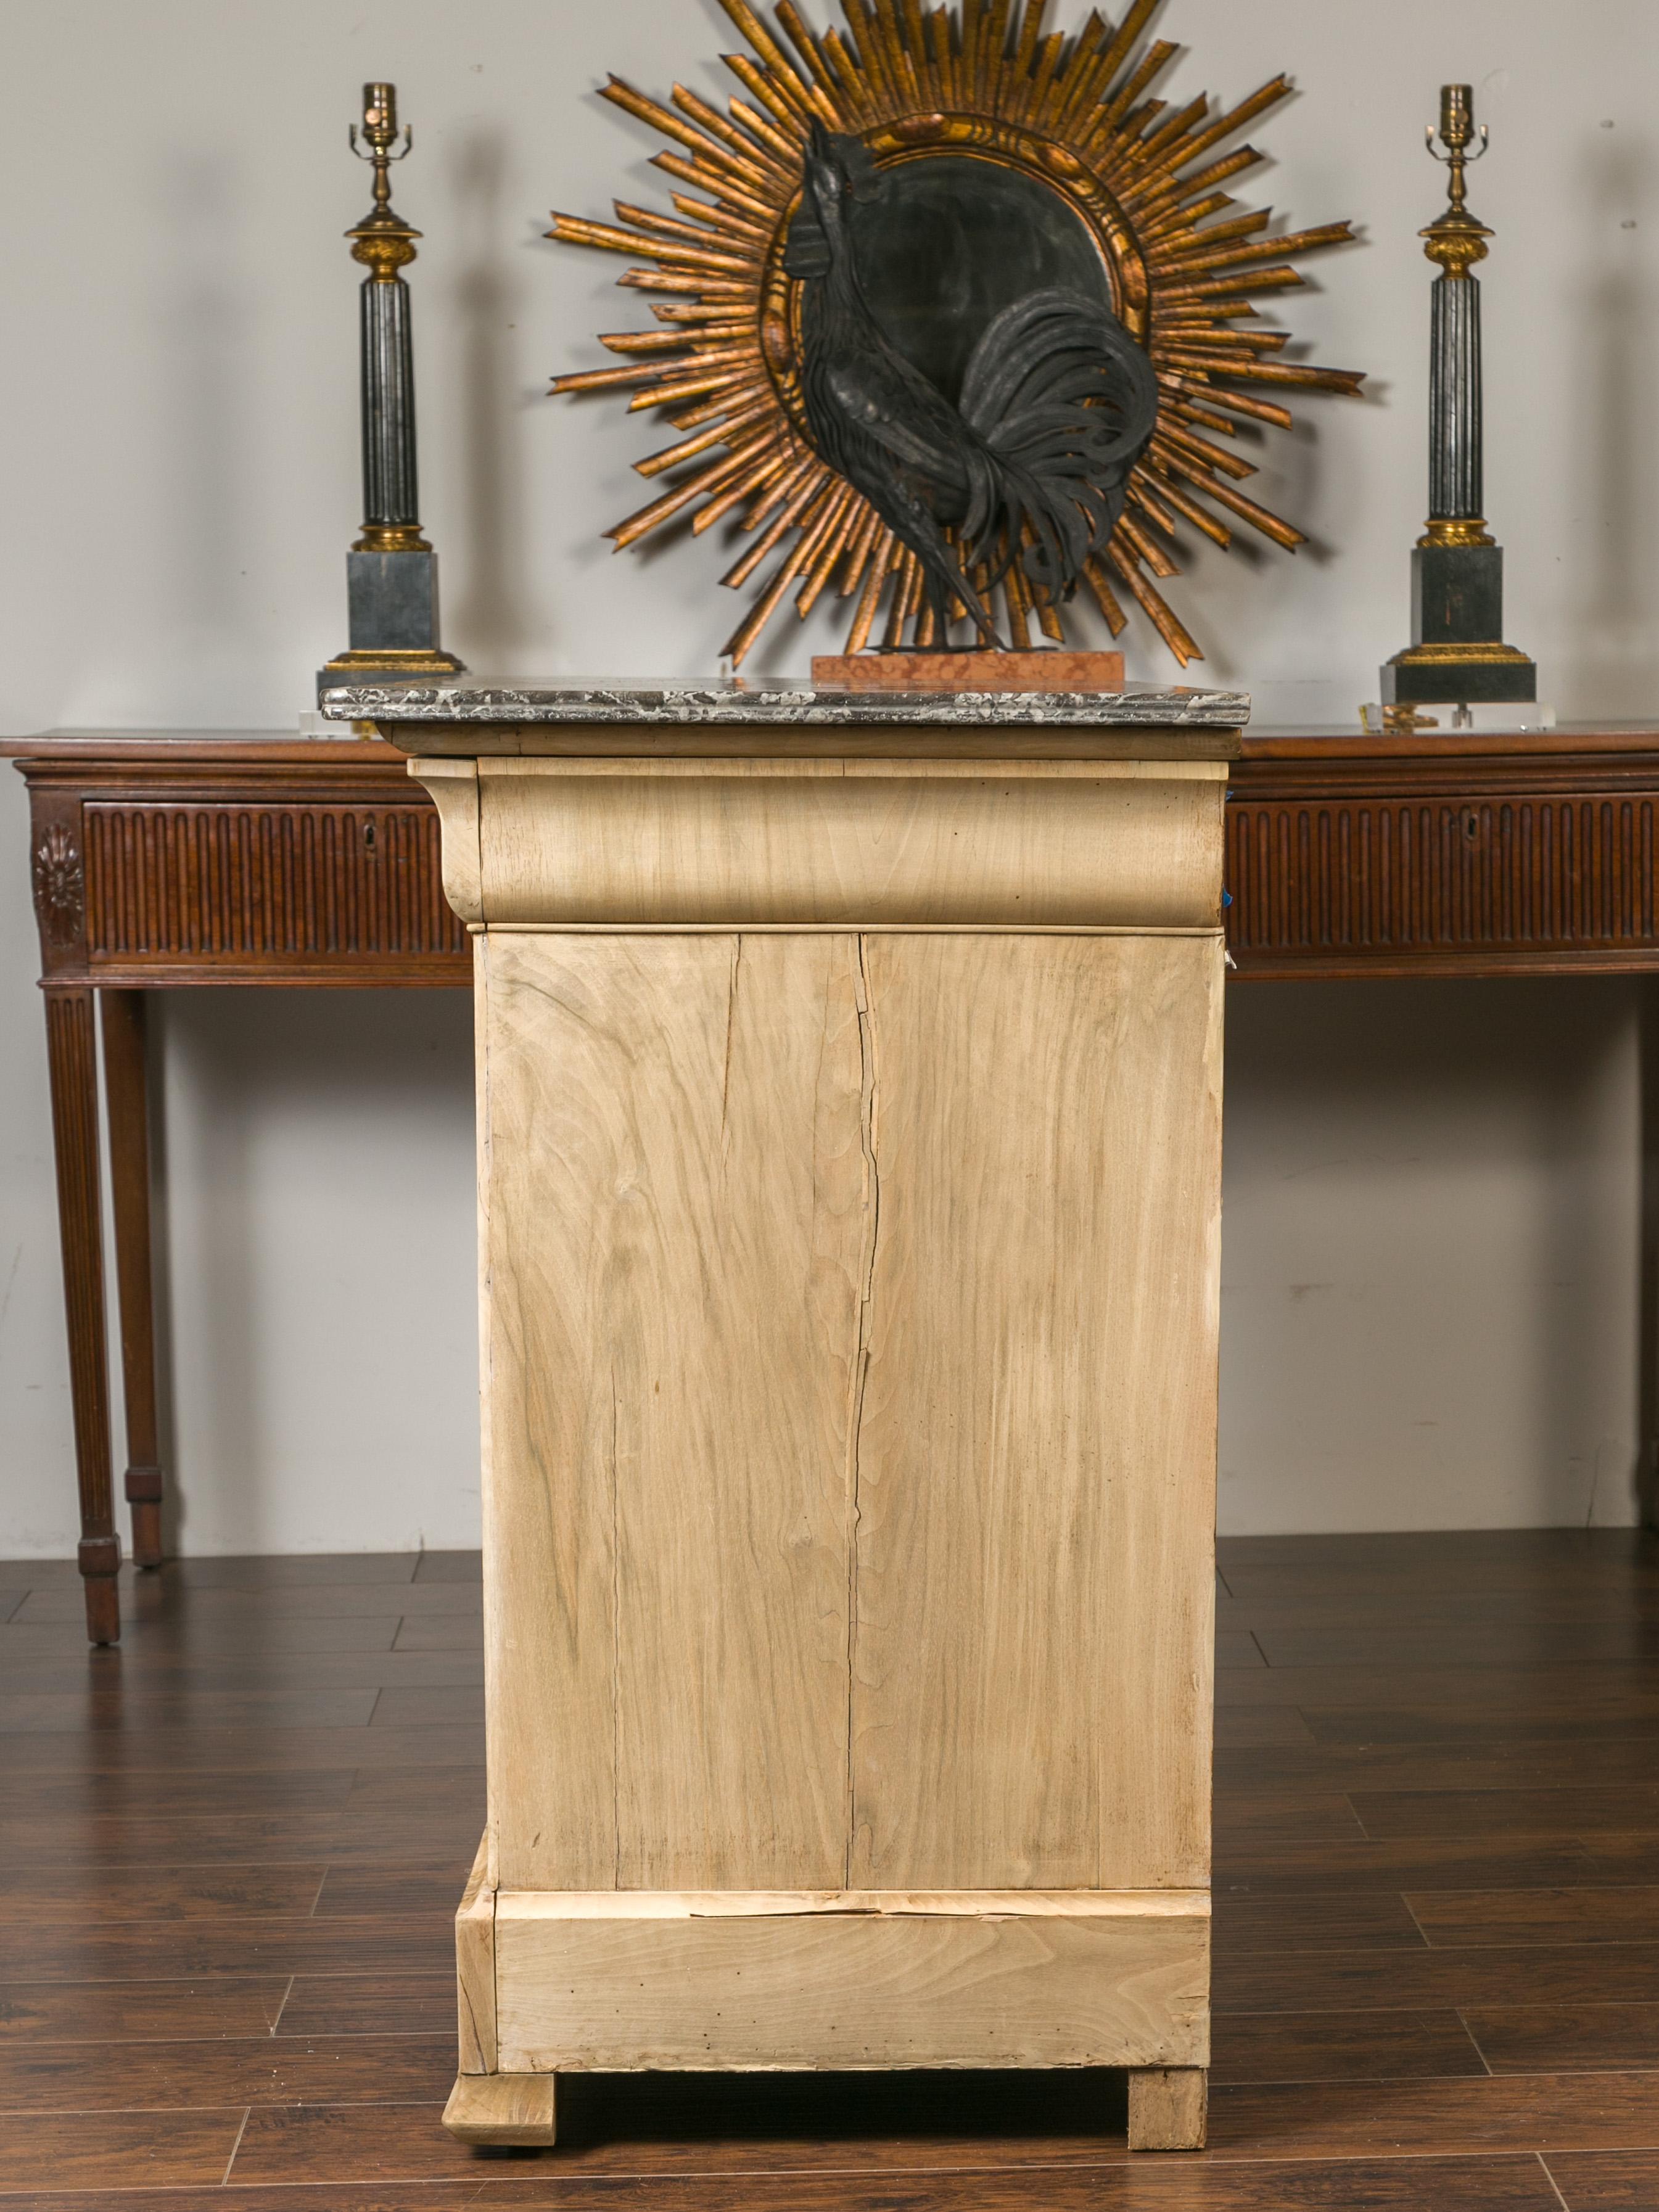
[32,821,85,950]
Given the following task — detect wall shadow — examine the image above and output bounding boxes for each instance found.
[448,126,535,662]
[1564,128,1659,712]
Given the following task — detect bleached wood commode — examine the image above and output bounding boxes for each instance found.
[337,678,1247,2155]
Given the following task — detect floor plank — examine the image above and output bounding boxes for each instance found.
[0,1766,357,1814]
[1216,1529,1657,1584]
[1465,2002,1659,2075]
[1209,1793,1367,1845]
[411,1553,484,1584]
[314,1862,476,1918]
[0,1912,455,1983]
[1251,1625,1659,1669]
[0,1807,451,1869]
[369,1684,487,1729]
[1351,1788,1659,1840]
[0,1614,404,1656]
[0,1722,484,1773]
[1306,1701,1659,1745]
[0,1977,289,2042]
[0,1648,487,1695]
[1210,2008,1488,2085]
[12,1579,483,1622]
[1548,2150,1659,2207]
[0,1685,381,1733]
[1208,2073,1659,2158]
[1409,1886,1659,1949]
[344,1768,488,1812]
[0,1862,327,1923]
[1211,1706,1317,1748]
[1217,1737,1659,1793]
[1224,1588,1659,1626]
[392,1614,485,1651]
[274,1972,458,2037]
[1216,1834,1605,1896]
[160,1555,422,1587]
[0,2033,455,2112]
[0,2107,244,2192]
[1212,1890,1426,1955]
[1216,1938,1659,2013]
[1213,1660,1659,1715]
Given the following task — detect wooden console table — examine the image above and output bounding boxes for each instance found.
[6,736,468,1643]
[1229,726,1659,980]
[11,723,1659,1645]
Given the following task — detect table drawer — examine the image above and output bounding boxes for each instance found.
[1225,790,1659,976]
[82,800,469,970]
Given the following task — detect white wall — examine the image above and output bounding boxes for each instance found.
[1222,978,1642,1534]
[3,0,1655,1552]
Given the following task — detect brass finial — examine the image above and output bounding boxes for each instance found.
[1427,86,1486,212]
[348,81,420,281]
[1422,82,1492,277]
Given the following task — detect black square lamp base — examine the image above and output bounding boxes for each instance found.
[318,550,464,702]
[1381,543,1535,707]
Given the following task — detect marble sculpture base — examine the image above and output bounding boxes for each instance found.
[810,648,1126,691]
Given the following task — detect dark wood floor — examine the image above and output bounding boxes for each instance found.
[2,1530,1658,2206]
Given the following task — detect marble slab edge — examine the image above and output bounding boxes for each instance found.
[320,681,1251,731]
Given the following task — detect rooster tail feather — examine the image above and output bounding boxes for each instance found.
[958,288,1158,599]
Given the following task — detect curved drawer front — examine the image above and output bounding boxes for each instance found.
[438,757,1229,932]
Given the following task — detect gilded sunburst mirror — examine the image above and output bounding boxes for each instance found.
[546,0,1364,670]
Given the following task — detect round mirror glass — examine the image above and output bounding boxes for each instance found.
[847,155,1114,406]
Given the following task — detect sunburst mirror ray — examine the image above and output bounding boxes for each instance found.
[547,0,1364,669]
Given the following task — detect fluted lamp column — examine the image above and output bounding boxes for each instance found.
[318,83,464,702]
[1382,84,1534,715]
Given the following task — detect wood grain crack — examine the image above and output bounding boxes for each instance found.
[846,933,880,1886]
[720,935,741,1140]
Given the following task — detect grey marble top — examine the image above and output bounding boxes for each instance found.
[319,678,1250,730]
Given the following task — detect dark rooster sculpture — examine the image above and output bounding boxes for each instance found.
[784,120,1158,648]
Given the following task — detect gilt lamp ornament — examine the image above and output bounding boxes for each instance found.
[318,84,464,702]
[1379,84,1536,725]
[546,0,1365,672]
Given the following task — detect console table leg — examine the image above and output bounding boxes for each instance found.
[1641,976,1659,1529]
[101,991,165,1569]
[44,990,121,1645]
